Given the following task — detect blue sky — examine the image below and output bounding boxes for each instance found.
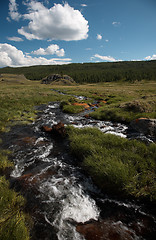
[0,0,156,67]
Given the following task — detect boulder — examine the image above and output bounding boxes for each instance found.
[42,125,53,132]
[130,118,156,139]
[42,122,66,138]
[76,220,135,240]
[52,122,66,138]
[17,169,56,187]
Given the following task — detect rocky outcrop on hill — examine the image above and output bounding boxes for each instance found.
[41,74,75,85]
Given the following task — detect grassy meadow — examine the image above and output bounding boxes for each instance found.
[0,74,156,239]
[55,80,156,122]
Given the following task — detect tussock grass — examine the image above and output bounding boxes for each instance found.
[0,150,13,172]
[90,105,156,123]
[0,149,30,240]
[0,176,30,240]
[62,104,84,114]
[60,99,86,113]
[67,126,156,201]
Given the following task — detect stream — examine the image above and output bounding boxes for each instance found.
[1,101,156,240]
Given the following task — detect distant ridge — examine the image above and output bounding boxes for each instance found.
[0,60,156,83]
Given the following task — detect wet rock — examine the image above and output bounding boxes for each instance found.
[130,118,156,140]
[18,173,34,186]
[42,122,66,137]
[52,122,66,138]
[22,136,37,144]
[130,216,156,238]
[18,168,56,187]
[76,220,135,240]
[71,122,79,125]
[42,125,53,132]
[16,135,48,146]
[15,136,37,146]
[72,102,90,109]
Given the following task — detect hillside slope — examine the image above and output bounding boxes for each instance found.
[0,60,156,83]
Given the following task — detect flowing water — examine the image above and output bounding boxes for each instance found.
[1,102,155,240]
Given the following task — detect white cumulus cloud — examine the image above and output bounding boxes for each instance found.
[144,54,156,60]
[92,54,122,62]
[8,0,21,21]
[7,36,23,42]
[32,44,65,57]
[97,34,102,40]
[18,1,89,41]
[0,43,71,67]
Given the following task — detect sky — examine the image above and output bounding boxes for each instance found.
[0,0,156,67]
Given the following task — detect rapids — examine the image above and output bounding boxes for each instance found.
[1,102,155,240]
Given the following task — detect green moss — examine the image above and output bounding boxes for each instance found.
[67,126,156,201]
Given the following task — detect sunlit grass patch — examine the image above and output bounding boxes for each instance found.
[67,126,156,201]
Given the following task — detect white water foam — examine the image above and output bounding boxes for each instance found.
[39,158,100,240]
[45,182,99,240]
[38,143,53,160]
[11,163,25,177]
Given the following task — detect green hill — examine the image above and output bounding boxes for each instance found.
[0,74,30,84]
[0,60,156,83]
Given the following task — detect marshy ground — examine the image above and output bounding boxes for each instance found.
[0,75,156,239]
